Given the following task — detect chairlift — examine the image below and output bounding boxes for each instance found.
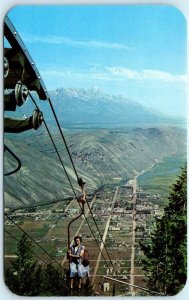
[67,192,90,294]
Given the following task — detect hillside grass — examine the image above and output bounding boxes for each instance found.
[137,155,186,205]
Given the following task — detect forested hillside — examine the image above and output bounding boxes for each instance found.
[140,165,187,295]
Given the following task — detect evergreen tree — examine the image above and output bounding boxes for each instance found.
[5,233,69,296]
[5,233,43,295]
[5,233,94,296]
[140,165,187,295]
[40,264,68,296]
[80,277,94,296]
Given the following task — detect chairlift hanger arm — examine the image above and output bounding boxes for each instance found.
[4,109,43,133]
[67,202,85,249]
[4,117,33,133]
[4,145,21,176]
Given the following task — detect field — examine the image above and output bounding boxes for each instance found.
[4,150,187,295]
[4,183,146,295]
[137,155,186,205]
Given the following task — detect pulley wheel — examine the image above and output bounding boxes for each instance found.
[32,109,43,130]
[4,57,9,78]
[15,81,29,106]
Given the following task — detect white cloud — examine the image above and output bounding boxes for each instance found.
[106,67,187,83]
[41,65,187,87]
[41,68,116,83]
[23,33,131,50]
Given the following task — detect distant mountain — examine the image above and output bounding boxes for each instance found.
[6,87,184,129]
[47,87,170,125]
[4,126,186,208]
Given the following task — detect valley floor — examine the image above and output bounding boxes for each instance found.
[4,169,164,296]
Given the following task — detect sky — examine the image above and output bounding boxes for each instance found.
[7,5,187,117]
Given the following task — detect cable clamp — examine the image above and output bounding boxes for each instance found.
[77,177,86,190]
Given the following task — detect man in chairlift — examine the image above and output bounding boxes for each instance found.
[68,236,89,290]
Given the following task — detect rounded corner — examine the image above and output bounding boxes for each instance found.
[166,4,187,26]
[2,274,20,297]
[3,4,21,23]
[172,277,188,297]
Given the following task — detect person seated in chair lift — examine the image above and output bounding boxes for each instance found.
[68,236,89,290]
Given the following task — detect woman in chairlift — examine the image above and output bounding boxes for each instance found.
[68,236,89,290]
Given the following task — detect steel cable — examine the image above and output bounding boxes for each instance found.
[5,229,48,265]
[28,93,114,272]
[48,99,79,181]
[5,213,66,270]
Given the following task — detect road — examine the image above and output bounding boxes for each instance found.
[91,187,118,286]
[129,177,137,296]
[129,162,158,295]
[41,203,61,241]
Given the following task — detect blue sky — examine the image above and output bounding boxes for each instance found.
[7,5,187,117]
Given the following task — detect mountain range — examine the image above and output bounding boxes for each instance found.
[26,87,185,128]
[4,87,187,208]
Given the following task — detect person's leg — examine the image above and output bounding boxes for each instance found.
[70,278,74,289]
[85,265,90,277]
[78,263,86,289]
[70,262,77,289]
[78,278,82,289]
[82,266,89,285]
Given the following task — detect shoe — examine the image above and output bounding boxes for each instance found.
[69,288,74,296]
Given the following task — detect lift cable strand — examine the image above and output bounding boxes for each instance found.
[76,200,113,272]
[103,276,164,296]
[29,94,114,272]
[48,99,79,181]
[46,98,118,274]
[86,200,117,275]
[5,213,69,280]
[28,92,78,199]
[5,229,48,265]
